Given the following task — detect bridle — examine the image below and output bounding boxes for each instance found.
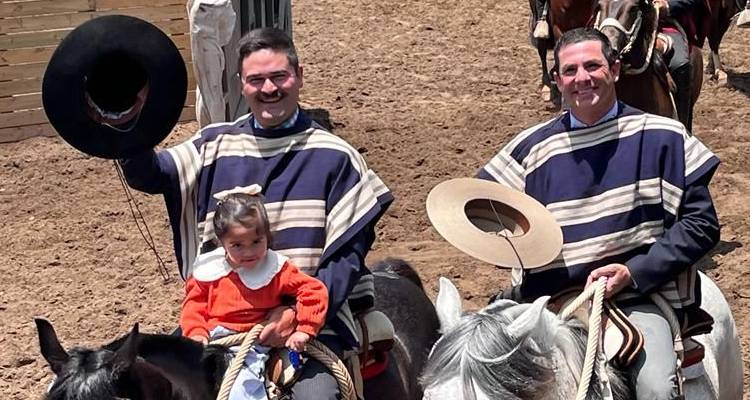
[595,0,658,75]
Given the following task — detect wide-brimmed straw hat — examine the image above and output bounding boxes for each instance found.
[42,15,187,159]
[426,178,563,269]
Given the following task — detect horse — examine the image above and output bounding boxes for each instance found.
[529,0,598,103]
[704,0,748,85]
[36,259,440,400]
[594,0,706,130]
[421,271,743,400]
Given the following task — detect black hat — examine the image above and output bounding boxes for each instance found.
[42,15,187,159]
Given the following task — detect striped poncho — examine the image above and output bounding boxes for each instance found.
[478,102,719,314]
[121,110,393,347]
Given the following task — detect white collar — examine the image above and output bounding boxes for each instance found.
[191,248,288,289]
[569,102,618,128]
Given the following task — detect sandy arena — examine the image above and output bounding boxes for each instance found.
[1,0,749,397]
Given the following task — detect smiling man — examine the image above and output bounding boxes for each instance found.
[477,28,720,400]
[120,28,393,400]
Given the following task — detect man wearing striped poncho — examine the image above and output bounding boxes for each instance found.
[479,28,719,400]
[120,27,392,399]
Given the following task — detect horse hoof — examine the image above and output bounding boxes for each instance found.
[716,70,728,87]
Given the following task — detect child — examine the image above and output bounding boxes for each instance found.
[180,185,329,400]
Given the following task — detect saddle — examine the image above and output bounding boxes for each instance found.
[550,288,714,370]
[263,310,396,398]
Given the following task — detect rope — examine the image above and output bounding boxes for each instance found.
[113,161,170,282]
[649,292,684,363]
[558,277,607,400]
[559,280,686,400]
[210,326,357,400]
[213,324,264,400]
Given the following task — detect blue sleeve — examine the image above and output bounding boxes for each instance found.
[314,225,374,322]
[118,150,174,194]
[627,177,720,293]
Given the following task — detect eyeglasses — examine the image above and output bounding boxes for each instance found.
[241,70,294,87]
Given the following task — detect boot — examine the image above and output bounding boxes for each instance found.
[672,64,693,131]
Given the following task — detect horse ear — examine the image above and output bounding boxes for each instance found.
[112,323,140,374]
[35,318,69,375]
[504,296,551,341]
[436,277,462,333]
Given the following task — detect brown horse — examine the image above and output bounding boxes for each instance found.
[529,0,598,102]
[595,0,703,130]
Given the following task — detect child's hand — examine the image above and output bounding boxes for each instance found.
[190,335,208,345]
[285,331,310,352]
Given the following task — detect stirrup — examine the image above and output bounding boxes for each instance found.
[533,20,550,39]
[738,9,750,28]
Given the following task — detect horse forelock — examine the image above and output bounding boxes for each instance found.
[45,348,121,400]
[422,302,633,400]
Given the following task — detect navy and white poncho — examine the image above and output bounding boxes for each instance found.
[121,110,393,347]
[478,102,720,316]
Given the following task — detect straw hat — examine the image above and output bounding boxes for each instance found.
[42,15,187,159]
[426,178,563,269]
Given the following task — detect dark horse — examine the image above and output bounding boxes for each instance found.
[704,0,748,85]
[37,259,439,400]
[529,0,598,103]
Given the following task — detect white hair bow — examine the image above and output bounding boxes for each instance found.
[213,184,263,202]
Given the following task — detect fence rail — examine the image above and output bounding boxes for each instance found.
[0,0,195,144]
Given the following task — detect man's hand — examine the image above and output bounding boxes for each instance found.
[259,306,297,347]
[586,263,634,299]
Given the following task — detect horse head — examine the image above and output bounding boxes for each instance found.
[595,0,658,73]
[421,278,631,400]
[36,318,175,400]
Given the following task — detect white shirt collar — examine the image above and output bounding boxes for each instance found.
[569,102,618,128]
[191,247,288,289]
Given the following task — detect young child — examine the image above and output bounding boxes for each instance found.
[180,185,329,400]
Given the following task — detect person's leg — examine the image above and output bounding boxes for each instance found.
[290,336,345,400]
[622,303,680,400]
[665,30,692,130]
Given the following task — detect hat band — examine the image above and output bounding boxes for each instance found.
[85,83,149,133]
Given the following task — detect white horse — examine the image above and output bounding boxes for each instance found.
[422,271,743,400]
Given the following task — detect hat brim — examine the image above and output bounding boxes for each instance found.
[42,15,187,159]
[426,178,562,269]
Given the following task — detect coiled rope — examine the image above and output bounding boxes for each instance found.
[210,324,357,400]
[558,277,684,400]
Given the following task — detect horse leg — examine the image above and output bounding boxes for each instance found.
[689,47,704,129]
[710,51,728,87]
[538,44,553,102]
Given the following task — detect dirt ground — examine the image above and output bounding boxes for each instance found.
[1,0,749,398]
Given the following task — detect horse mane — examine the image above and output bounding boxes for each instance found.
[421,302,632,400]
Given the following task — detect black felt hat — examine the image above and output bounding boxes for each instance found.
[42,15,187,159]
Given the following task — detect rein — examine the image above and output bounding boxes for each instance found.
[210,325,357,400]
[595,1,659,75]
[558,277,685,399]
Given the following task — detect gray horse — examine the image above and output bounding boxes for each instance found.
[422,271,742,400]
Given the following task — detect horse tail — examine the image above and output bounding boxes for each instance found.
[371,257,424,291]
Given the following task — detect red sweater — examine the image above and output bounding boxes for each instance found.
[180,251,328,340]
